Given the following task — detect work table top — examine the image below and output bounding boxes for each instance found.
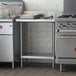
[0,18,13,22]
[16,18,55,23]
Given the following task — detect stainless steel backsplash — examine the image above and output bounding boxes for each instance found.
[64,0,76,15]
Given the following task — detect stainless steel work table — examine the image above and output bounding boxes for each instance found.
[16,18,55,68]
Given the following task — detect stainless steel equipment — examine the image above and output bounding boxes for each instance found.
[16,18,55,68]
[0,19,20,69]
[0,1,23,68]
[55,16,76,71]
[55,0,76,71]
[0,21,13,62]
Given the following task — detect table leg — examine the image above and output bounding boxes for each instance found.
[60,64,62,71]
[52,22,55,69]
[20,22,23,68]
[12,61,14,69]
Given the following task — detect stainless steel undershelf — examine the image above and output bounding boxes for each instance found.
[21,53,54,60]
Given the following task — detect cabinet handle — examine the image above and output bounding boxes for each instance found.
[57,30,76,33]
[59,36,76,39]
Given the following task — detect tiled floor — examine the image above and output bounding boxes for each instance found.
[0,63,76,76]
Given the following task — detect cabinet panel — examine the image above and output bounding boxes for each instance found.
[0,35,13,62]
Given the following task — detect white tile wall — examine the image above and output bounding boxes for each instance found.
[23,0,63,12]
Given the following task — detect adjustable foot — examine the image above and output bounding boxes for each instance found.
[60,64,62,71]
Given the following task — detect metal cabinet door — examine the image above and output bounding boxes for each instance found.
[56,36,76,58]
[0,35,13,62]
